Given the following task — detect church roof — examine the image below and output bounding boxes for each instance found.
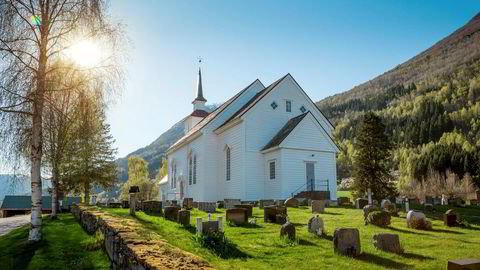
[261,112,308,151]
[190,109,209,117]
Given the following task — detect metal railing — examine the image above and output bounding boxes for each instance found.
[290,179,329,197]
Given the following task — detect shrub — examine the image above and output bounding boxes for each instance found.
[366,211,391,227]
[192,231,242,258]
[409,217,432,230]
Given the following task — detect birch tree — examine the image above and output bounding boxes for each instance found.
[0,0,125,241]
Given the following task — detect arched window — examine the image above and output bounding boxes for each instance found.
[226,147,231,181]
[193,154,197,184]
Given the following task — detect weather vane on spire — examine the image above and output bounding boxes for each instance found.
[197,56,202,64]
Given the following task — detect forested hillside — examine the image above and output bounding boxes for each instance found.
[317,13,480,190]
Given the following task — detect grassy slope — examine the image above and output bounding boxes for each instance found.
[103,206,480,270]
[0,214,109,270]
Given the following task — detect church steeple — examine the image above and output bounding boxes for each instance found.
[194,68,207,103]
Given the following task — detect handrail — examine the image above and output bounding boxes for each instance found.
[290,179,329,197]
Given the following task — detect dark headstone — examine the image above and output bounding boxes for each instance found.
[183,198,193,209]
[216,201,224,209]
[202,221,219,234]
[337,197,350,206]
[333,228,361,257]
[224,199,241,209]
[234,204,253,217]
[356,198,368,209]
[143,200,162,216]
[363,204,379,224]
[259,200,275,209]
[280,222,296,241]
[122,200,129,209]
[129,186,140,193]
[275,214,287,225]
[177,209,190,226]
[264,206,287,223]
[164,206,181,221]
[226,208,248,225]
[470,199,478,206]
[448,259,480,270]
[424,203,434,212]
[372,233,403,254]
[444,209,458,227]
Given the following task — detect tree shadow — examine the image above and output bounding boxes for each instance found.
[179,224,197,234]
[384,226,428,236]
[298,239,318,246]
[355,252,412,269]
[429,228,464,235]
[320,211,343,215]
[399,252,434,261]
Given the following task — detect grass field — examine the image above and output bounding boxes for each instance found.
[102,205,480,270]
[0,214,109,270]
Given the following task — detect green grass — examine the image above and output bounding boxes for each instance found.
[0,214,109,270]
[336,190,353,200]
[101,205,480,270]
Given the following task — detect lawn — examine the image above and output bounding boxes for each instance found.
[101,205,480,270]
[0,214,110,270]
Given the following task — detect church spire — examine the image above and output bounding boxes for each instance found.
[194,67,207,102]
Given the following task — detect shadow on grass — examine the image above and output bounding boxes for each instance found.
[298,239,318,246]
[356,252,412,269]
[321,211,343,216]
[179,224,197,234]
[384,226,428,236]
[429,228,464,234]
[399,252,434,261]
[0,228,46,270]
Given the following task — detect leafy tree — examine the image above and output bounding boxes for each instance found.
[156,158,168,180]
[120,156,159,201]
[352,112,396,201]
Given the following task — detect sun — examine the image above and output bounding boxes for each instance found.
[66,40,103,67]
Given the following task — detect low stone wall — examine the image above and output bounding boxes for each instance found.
[71,204,212,270]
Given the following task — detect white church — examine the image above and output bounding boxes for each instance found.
[160,69,338,202]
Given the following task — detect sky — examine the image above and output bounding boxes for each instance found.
[107,0,480,159]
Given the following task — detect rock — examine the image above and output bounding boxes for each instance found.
[333,228,361,257]
[308,215,324,236]
[406,210,431,230]
[264,206,287,223]
[177,210,190,226]
[226,208,248,225]
[164,206,181,221]
[366,211,391,227]
[234,204,253,217]
[356,198,368,209]
[372,233,403,254]
[312,200,325,213]
[444,209,459,227]
[275,214,287,225]
[280,222,296,241]
[363,205,379,224]
[259,200,275,209]
[285,197,299,208]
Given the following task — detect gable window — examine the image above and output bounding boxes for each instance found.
[189,156,193,185]
[300,105,306,113]
[193,155,197,184]
[286,100,291,112]
[269,161,276,180]
[226,147,231,181]
[270,101,278,110]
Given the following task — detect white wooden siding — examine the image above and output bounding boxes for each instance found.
[264,150,282,199]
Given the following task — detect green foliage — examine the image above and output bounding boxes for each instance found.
[156,158,168,181]
[120,156,159,201]
[366,211,391,227]
[352,112,397,201]
[192,231,242,259]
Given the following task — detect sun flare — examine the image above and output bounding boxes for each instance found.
[66,40,103,67]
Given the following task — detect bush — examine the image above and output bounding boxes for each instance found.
[192,231,243,258]
[409,217,432,230]
[366,211,391,227]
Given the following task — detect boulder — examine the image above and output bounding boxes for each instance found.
[164,206,181,221]
[285,197,299,208]
[312,200,325,213]
[226,208,248,225]
[406,210,431,230]
[234,204,253,217]
[372,233,403,254]
[177,210,190,226]
[333,228,361,257]
[280,222,296,241]
[307,215,324,236]
[356,198,369,209]
[363,205,379,224]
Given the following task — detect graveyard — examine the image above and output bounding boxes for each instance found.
[92,200,479,270]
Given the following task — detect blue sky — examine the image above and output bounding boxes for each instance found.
[107,0,479,158]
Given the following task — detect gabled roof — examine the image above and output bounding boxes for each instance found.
[168,79,263,152]
[215,74,289,131]
[262,113,308,151]
[190,109,209,117]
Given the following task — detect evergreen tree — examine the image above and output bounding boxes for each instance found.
[352,112,396,201]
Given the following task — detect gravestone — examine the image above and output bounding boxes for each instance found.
[337,197,350,206]
[333,228,361,257]
[424,203,434,212]
[259,200,275,209]
[380,199,393,211]
[224,199,241,209]
[234,204,253,217]
[372,233,403,254]
[198,202,216,213]
[447,259,480,270]
[444,209,458,227]
[275,214,287,225]
[264,206,287,223]
[470,199,478,206]
[143,200,163,216]
[177,209,190,226]
[164,206,181,221]
[308,215,324,236]
[312,200,325,213]
[183,198,193,210]
[275,199,285,207]
[192,201,198,208]
[406,210,431,230]
[216,201,224,209]
[121,200,129,209]
[285,197,299,207]
[297,198,309,206]
[226,208,248,225]
[196,217,223,234]
[363,205,379,224]
[280,222,296,241]
[355,198,368,209]
[128,185,140,216]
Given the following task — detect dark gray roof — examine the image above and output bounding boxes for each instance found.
[0,195,81,210]
[262,113,308,151]
[194,68,207,102]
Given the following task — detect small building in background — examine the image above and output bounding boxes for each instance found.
[0,195,81,218]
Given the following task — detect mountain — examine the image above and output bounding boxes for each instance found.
[315,13,480,186]
[115,104,218,181]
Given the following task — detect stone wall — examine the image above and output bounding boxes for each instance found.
[71,205,211,270]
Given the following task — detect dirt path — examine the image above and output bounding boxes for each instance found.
[0,214,30,236]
